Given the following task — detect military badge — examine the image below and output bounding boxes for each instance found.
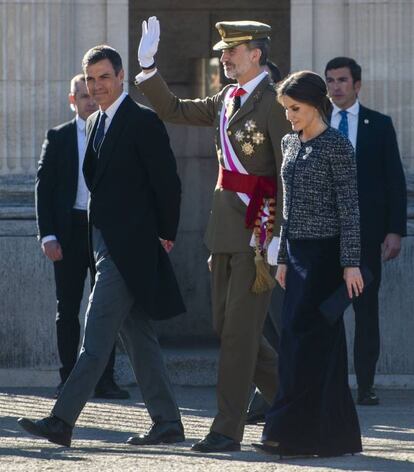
[242,142,255,156]
[235,130,245,142]
[252,132,265,145]
[245,120,257,132]
[231,120,267,158]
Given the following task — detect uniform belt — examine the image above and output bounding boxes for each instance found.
[217,166,276,228]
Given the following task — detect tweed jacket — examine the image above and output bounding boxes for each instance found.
[137,72,289,253]
[278,127,361,267]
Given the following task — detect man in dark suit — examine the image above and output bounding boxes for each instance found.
[325,57,407,405]
[36,73,129,400]
[19,45,186,448]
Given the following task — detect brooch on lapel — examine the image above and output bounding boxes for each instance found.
[302,146,313,160]
[234,120,266,158]
[364,118,369,124]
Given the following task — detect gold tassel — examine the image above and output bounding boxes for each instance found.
[251,250,276,294]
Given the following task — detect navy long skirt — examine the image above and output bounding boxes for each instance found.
[262,238,362,456]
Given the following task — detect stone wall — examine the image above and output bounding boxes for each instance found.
[0,0,128,374]
[1,0,414,384]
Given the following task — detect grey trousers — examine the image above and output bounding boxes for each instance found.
[52,227,180,427]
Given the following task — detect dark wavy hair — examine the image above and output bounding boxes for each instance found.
[276,70,332,122]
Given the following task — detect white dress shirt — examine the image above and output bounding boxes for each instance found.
[330,99,360,149]
[102,91,128,134]
[73,116,89,211]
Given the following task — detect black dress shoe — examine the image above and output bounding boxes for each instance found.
[191,432,240,453]
[127,421,185,445]
[54,382,65,399]
[94,379,130,400]
[252,442,283,458]
[17,415,72,447]
[357,387,380,406]
[245,411,266,425]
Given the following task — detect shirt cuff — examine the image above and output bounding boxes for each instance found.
[41,235,57,245]
[135,68,158,85]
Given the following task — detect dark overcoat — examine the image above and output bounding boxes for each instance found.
[83,95,185,320]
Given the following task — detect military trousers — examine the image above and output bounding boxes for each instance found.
[210,252,279,442]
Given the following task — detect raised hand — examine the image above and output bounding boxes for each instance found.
[138,16,160,68]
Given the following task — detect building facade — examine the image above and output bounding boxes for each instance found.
[0,0,413,385]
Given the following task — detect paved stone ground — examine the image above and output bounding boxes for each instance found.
[0,386,413,472]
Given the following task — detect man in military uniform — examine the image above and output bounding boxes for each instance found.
[135,17,288,453]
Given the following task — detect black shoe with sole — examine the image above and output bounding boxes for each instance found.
[252,442,284,458]
[17,415,72,447]
[245,411,266,425]
[127,420,185,445]
[191,432,241,453]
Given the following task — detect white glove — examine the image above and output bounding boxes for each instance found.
[267,236,280,266]
[138,16,160,68]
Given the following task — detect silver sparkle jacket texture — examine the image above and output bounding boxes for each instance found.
[278,127,361,267]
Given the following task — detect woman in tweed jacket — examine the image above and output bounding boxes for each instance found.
[254,71,364,457]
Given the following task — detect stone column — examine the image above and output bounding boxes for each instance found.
[0,0,128,178]
[291,0,414,172]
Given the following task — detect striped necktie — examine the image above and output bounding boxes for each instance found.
[338,110,349,138]
[93,112,107,152]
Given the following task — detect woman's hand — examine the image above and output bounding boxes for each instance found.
[276,264,287,289]
[343,267,364,299]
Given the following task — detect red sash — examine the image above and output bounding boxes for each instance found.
[217,166,277,229]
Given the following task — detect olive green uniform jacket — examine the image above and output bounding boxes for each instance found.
[137,72,289,254]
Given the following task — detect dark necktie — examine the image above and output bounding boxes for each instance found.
[228,87,247,119]
[93,112,107,152]
[338,110,349,138]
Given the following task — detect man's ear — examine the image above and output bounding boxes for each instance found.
[68,93,76,112]
[250,47,262,65]
[118,69,125,82]
[354,80,362,95]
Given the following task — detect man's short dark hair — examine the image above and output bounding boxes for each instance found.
[246,38,270,66]
[324,57,362,83]
[82,45,123,75]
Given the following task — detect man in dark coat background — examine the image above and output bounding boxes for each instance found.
[35,73,128,400]
[325,57,407,406]
[19,45,186,448]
